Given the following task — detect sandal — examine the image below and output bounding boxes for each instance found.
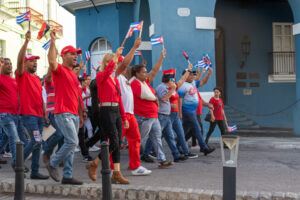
[158,161,174,168]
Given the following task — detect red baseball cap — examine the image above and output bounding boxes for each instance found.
[163,69,176,76]
[24,54,40,62]
[60,45,82,56]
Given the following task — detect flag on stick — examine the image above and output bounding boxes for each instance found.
[183,50,192,65]
[134,50,142,56]
[151,36,164,46]
[37,22,50,40]
[42,40,51,50]
[126,21,143,38]
[16,11,31,24]
[85,51,91,61]
[228,125,237,133]
[196,54,212,71]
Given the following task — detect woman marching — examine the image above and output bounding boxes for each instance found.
[205,87,228,145]
[86,47,131,184]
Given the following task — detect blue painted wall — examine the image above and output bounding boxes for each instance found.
[215,0,295,127]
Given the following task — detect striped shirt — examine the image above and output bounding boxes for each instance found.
[45,80,55,116]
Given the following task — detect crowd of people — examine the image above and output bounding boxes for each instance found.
[0,29,230,185]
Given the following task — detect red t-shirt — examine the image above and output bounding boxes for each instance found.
[96,60,127,121]
[52,64,80,115]
[15,71,43,117]
[196,91,203,115]
[170,92,179,112]
[0,75,18,114]
[131,79,158,118]
[209,97,224,120]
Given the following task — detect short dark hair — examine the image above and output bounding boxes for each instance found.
[4,58,10,61]
[162,74,174,83]
[213,87,222,93]
[130,65,145,78]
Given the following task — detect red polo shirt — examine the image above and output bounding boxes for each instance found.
[209,97,224,120]
[15,71,43,117]
[0,75,18,114]
[170,92,179,113]
[52,64,80,115]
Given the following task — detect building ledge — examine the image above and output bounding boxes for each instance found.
[268,74,296,83]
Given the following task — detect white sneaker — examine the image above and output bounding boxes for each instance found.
[74,146,80,153]
[3,152,12,158]
[131,166,152,176]
[89,145,100,152]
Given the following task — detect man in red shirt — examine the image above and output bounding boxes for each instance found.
[0,57,19,168]
[16,31,49,179]
[46,30,84,185]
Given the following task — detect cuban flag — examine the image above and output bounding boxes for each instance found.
[126,21,143,38]
[42,40,51,50]
[16,10,31,24]
[134,50,142,56]
[183,50,189,60]
[85,51,91,62]
[196,54,212,71]
[91,64,97,80]
[228,125,237,133]
[151,36,164,46]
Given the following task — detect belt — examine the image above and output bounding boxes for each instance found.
[159,113,170,117]
[98,102,119,107]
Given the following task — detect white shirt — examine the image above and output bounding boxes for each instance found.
[42,86,47,104]
[82,87,92,108]
[117,74,134,114]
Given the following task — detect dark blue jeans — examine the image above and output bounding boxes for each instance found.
[182,112,208,150]
[0,113,18,165]
[22,115,44,175]
[170,112,190,154]
[18,115,28,147]
[43,112,64,158]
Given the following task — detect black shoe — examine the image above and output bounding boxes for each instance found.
[46,163,60,182]
[61,177,83,185]
[185,152,199,159]
[141,155,154,163]
[82,155,93,163]
[30,173,49,180]
[0,158,7,164]
[203,147,216,156]
[174,155,188,162]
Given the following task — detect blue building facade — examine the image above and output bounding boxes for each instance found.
[59,0,300,136]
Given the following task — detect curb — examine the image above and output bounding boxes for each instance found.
[1,179,300,200]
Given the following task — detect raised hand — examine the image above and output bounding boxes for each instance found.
[25,30,31,42]
[161,48,166,58]
[50,30,57,42]
[134,37,142,49]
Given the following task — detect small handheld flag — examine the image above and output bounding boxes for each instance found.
[228,125,237,133]
[196,54,212,71]
[183,50,192,65]
[16,11,31,24]
[151,36,164,46]
[37,22,50,40]
[126,21,143,38]
[85,51,91,61]
[42,40,51,50]
[134,50,142,56]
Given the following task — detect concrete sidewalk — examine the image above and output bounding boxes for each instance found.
[0,137,300,199]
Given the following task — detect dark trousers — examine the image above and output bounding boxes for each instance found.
[205,120,226,144]
[78,127,89,157]
[86,111,101,148]
[185,114,203,146]
[97,106,122,163]
[88,106,97,133]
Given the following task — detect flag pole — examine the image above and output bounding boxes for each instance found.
[121,37,127,48]
[139,21,144,38]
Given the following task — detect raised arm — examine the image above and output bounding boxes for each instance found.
[148,49,166,84]
[115,37,141,77]
[160,82,176,102]
[195,67,206,81]
[178,98,183,120]
[48,31,58,72]
[176,63,193,88]
[17,31,31,76]
[199,68,213,87]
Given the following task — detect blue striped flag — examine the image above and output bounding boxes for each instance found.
[85,51,91,61]
[196,54,212,71]
[16,11,31,24]
[228,125,237,132]
[134,50,142,56]
[151,36,164,46]
[126,21,143,38]
[42,40,51,50]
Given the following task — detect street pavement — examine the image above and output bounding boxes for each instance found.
[0,137,300,195]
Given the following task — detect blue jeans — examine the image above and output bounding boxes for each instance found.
[43,112,64,158]
[17,115,28,147]
[135,114,166,162]
[170,112,190,154]
[182,112,208,150]
[0,113,19,165]
[50,113,79,178]
[22,115,44,175]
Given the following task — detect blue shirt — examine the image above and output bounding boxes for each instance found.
[155,83,171,115]
[177,81,200,113]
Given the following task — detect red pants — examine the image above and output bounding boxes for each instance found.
[110,113,141,170]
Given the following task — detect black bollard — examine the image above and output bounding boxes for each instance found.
[14,142,24,200]
[223,166,236,200]
[101,141,112,200]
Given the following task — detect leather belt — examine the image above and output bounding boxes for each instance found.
[98,102,119,107]
[159,113,170,117]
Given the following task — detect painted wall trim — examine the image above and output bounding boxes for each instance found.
[293,23,300,35]
[195,17,216,30]
[149,24,155,37]
[268,74,296,83]
[138,41,152,50]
